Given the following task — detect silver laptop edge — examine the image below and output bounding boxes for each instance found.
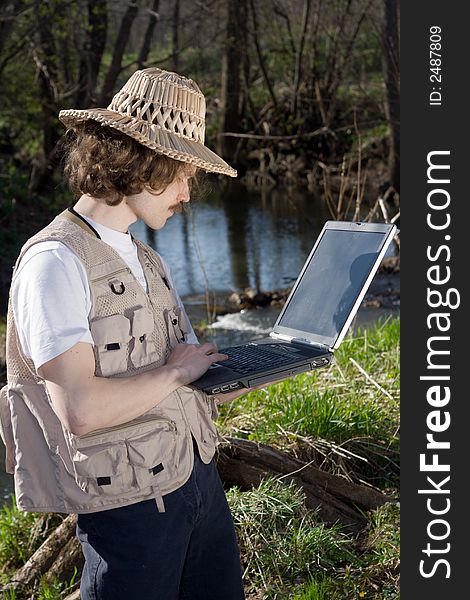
[269,221,397,351]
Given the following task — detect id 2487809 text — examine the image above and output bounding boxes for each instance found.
[429,26,442,106]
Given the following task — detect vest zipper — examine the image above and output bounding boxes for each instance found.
[91,267,131,283]
[77,414,177,441]
[136,245,176,305]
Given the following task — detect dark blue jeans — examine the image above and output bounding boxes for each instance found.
[77,441,245,600]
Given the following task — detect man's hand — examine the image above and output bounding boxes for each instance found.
[166,342,228,386]
[39,341,227,436]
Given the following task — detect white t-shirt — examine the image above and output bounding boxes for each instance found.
[12,213,197,370]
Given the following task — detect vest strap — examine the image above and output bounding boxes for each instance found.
[60,208,101,239]
[152,484,166,513]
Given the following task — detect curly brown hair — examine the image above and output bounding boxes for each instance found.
[62,120,193,206]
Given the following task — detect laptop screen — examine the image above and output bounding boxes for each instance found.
[276,225,394,346]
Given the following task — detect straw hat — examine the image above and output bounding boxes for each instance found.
[59,68,237,177]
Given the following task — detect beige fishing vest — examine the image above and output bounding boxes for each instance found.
[0,210,220,514]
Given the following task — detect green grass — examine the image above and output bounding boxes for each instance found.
[0,497,77,598]
[0,319,400,598]
[228,477,360,599]
[227,476,400,600]
[291,577,336,600]
[1,572,78,600]
[218,317,400,489]
[0,496,45,571]
[219,317,400,598]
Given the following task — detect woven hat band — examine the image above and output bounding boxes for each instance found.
[107,70,206,144]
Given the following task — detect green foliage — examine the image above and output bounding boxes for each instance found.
[364,502,400,565]
[291,577,338,600]
[0,570,78,600]
[0,497,62,577]
[35,569,78,600]
[227,477,359,599]
[0,496,41,569]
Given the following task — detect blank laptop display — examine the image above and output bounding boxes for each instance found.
[191,221,397,394]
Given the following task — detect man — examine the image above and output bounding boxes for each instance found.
[0,68,250,599]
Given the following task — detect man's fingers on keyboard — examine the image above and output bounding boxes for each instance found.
[200,342,219,355]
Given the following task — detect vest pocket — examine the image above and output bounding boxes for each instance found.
[130,306,158,368]
[69,415,178,497]
[90,314,132,376]
[165,306,190,348]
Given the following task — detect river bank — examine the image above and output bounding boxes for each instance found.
[189,256,399,341]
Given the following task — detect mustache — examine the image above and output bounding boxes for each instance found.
[169,202,187,214]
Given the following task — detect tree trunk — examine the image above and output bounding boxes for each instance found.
[137,0,160,69]
[217,0,247,160]
[76,0,108,108]
[248,0,277,110]
[383,0,400,193]
[291,0,311,117]
[171,0,180,72]
[28,0,61,194]
[98,0,141,106]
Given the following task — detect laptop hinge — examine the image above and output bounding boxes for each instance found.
[291,337,331,352]
[269,332,292,342]
[270,332,331,352]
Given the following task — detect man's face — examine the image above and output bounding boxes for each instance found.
[125,165,197,229]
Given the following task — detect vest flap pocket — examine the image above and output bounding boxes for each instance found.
[127,422,177,489]
[91,314,131,376]
[91,314,131,345]
[131,306,154,337]
[130,307,158,368]
[73,442,128,478]
[89,259,129,282]
[69,415,177,496]
[72,442,133,495]
[126,422,176,469]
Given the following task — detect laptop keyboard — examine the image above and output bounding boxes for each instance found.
[219,344,302,375]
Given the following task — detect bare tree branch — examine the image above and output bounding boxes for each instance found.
[248,0,278,109]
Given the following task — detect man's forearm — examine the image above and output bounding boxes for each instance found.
[41,340,227,437]
[66,364,184,436]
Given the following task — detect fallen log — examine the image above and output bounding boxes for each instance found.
[3,513,77,595]
[2,438,394,596]
[43,534,83,586]
[216,437,393,531]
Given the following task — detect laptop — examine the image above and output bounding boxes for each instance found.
[191,220,397,394]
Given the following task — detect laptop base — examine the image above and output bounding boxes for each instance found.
[191,338,333,394]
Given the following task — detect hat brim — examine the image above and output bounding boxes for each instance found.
[58,108,237,178]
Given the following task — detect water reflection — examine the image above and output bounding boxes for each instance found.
[130,180,332,297]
